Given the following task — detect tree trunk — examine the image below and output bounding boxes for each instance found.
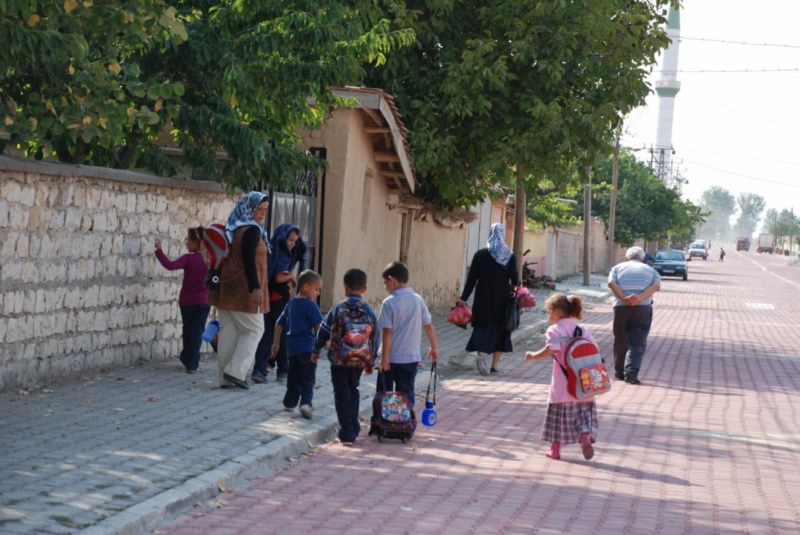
[608,129,621,270]
[583,166,592,286]
[116,138,140,169]
[513,167,527,277]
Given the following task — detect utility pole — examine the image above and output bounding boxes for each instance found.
[583,165,592,286]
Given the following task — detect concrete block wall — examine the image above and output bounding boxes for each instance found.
[0,156,236,391]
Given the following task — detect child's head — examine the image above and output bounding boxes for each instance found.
[343,268,367,294]
[186,226,203,252]
[297,269,323,299]
[381,261,409,293]
[544,293,584,322]
[382,261,409,283]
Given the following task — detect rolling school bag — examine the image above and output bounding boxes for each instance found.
[369,374,416,443]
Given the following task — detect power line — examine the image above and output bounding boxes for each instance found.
[682,159,800,188]
[681,148,800,167]
[661,68,800,74]
[680,36,800,49]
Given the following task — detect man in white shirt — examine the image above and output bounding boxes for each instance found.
[608,246,661,385]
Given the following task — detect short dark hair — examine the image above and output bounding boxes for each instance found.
[297,269,322,289]
[343,268,367,290]
[382,261,409,283]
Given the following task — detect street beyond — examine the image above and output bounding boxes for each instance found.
[156,252,800,534]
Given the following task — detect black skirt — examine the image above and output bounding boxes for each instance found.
[466,319,512,354]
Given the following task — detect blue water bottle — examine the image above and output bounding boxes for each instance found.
[421,363,438,427]
[422,400,437,427]
[202,319,220,343]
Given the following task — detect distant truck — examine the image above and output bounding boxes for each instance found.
[736,237,750,251]
[757,233,775,254]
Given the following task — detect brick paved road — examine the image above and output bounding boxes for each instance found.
[155,252,800,535]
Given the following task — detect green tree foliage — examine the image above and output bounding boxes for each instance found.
[734,193,765,238]
[590,150,704,247]
[1,0,187,165]
[363,0,675,210]
[698,186,736,242]
[1,1,413,190]
[764,208,799,249]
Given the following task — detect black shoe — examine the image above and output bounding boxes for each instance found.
[625,377,641,385]
[490,368,501,374]
[615,372,625,380]
[223,373,249,390]
[251,373,267,384]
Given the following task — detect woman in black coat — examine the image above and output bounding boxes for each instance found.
[457,223,519,375]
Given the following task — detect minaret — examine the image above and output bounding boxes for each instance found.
[654,6,681,188]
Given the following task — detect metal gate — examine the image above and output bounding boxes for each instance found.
[265,147,326,275]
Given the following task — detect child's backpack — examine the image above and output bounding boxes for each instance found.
[200,223,229,289]
[552,326,611,400]
[369,375,416,443]
[329,300,376,368]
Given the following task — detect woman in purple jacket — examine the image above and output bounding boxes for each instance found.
[155,227,210,372]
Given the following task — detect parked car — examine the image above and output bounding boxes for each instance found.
[687,240,708,260]
[653,249,688,280]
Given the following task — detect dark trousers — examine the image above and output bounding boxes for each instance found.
[612,305,653,380]
[377,362,419,408]
[179,304,210,371]
[283,352,317,408]
[331,365,365,442]
[253,298,288,377]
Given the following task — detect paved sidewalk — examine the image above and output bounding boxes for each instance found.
[0,273,610,535]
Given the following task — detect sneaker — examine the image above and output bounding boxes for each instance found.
[625,377,642,385]
[476,355,490,376]
[615,372,625,380]
[579,433,595,460]
[341,441,354,447]
[283,405,295,412]
[546,442,561,460]
[299,404,313,419]
[251,373,267,384]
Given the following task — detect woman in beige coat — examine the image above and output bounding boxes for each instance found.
[209,191,270,389]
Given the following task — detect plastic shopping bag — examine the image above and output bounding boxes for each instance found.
[447,302,472,329]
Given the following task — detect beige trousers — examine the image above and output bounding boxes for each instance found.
[217,309,264,384]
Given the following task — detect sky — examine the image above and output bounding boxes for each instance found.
[622,0,800,222]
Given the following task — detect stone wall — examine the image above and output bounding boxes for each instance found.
[0,156,236,391]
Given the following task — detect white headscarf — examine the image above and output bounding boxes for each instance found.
[225,191,270,248]
[487,223,513,266]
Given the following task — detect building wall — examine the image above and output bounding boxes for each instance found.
[0,156,236,391]
[404,214,467,311]
[301,109,406,311]
[521,218,625,281]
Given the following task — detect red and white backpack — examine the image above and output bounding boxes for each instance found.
[552,326,611,400]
